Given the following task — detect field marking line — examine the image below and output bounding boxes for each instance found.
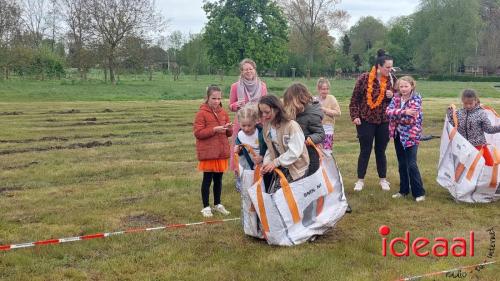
[0,218,240,252]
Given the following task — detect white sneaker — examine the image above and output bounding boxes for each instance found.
[201,206,213,217]
[380,179,390,191]
[416,196,426,202]
[213,204,230,215]
[353,180,364,191]
[392,193,405,198]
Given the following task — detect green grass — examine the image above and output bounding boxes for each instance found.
[0,77,499,280]
[0,73,499,102]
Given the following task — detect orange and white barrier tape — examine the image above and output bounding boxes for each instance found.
[396,260,497,281]
[0,218,240,251]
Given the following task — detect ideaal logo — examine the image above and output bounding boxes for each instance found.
[379,225,474,257]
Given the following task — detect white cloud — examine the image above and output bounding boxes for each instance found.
[159,0,207,35]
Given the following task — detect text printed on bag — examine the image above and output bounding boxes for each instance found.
[303,183,322,198]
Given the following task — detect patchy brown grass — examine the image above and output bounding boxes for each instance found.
[0,97,498,281]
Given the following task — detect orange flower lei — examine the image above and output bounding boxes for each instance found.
[366,66,387,109]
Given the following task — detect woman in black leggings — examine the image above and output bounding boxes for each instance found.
[349,49,396,192]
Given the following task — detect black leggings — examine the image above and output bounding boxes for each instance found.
[201,172,223,208]
[356,121,389,179]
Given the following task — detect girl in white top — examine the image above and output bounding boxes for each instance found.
[234,104,266,190]
[316,77,341,153]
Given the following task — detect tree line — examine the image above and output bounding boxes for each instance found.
[0,0,164,83]
[0,0,499,82]
[197,0,499,78]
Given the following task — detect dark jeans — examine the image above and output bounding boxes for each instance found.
[356,120,389,179]
[394,134,425,198]
[201,172,223,208]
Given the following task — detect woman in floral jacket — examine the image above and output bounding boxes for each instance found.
[386,76,425,202]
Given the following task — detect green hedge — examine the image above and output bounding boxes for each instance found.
[427,75,500,82]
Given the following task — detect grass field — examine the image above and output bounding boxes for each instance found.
[0,76,499,281]
[0,73,499,101]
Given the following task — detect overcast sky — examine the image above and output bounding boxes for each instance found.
[159,0,421,38]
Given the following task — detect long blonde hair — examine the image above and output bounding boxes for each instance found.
[283,83,313,118]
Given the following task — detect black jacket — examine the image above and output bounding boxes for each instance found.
[296,101,325,144]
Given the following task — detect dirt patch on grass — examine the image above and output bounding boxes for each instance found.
[102,130,164,138]
[0,136,69,143]
[316,227,350,244]
[0,111,23,115]
[4,161,40,170]
[47,120,155,127]
[47,109,80,114]
[122,213,166,227]
[0,131,164,144]
[102,108,113,113]
[0,140,112,155]
[0,185,23,196]
[119,196,144,204]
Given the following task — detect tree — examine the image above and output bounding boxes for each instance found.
[280,0,348,66]
[478,0,500,73]
[20,0,49,48]
[166,30,184,72]
[352,54,362,72]
[349,16,387,57]
[203,0,289,72]
[178,33,209,80]
[46,0,62,52]
[411,0,481,74]
[341,33,351,55]
[85,0,164,84]
[288,25,336,76]
[0,0,22,79]
[120,36,148,73]
[61,0,93,79]
[386,16,414,70]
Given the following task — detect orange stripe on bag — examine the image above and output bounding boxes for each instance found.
[234,153,240,174]
[455,163,465,182]
[449,128,457,140]
[490,147,499,188]
[466,149,484,181]
[255,179,269,233]
[236,144,262,184]
[274,168,301,224]
[450,104,458,127]
[316,196,324,216]
[449,104,459,140]
[306,138,334,193]
[481,105,500,118]
[254,164,261,183]
[322,169,334,193]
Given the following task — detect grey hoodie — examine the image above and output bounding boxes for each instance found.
[296,101,325,144]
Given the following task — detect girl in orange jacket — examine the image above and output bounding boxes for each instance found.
[193,85,233,217]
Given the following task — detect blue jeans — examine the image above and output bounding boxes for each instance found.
[394,134,425,198]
